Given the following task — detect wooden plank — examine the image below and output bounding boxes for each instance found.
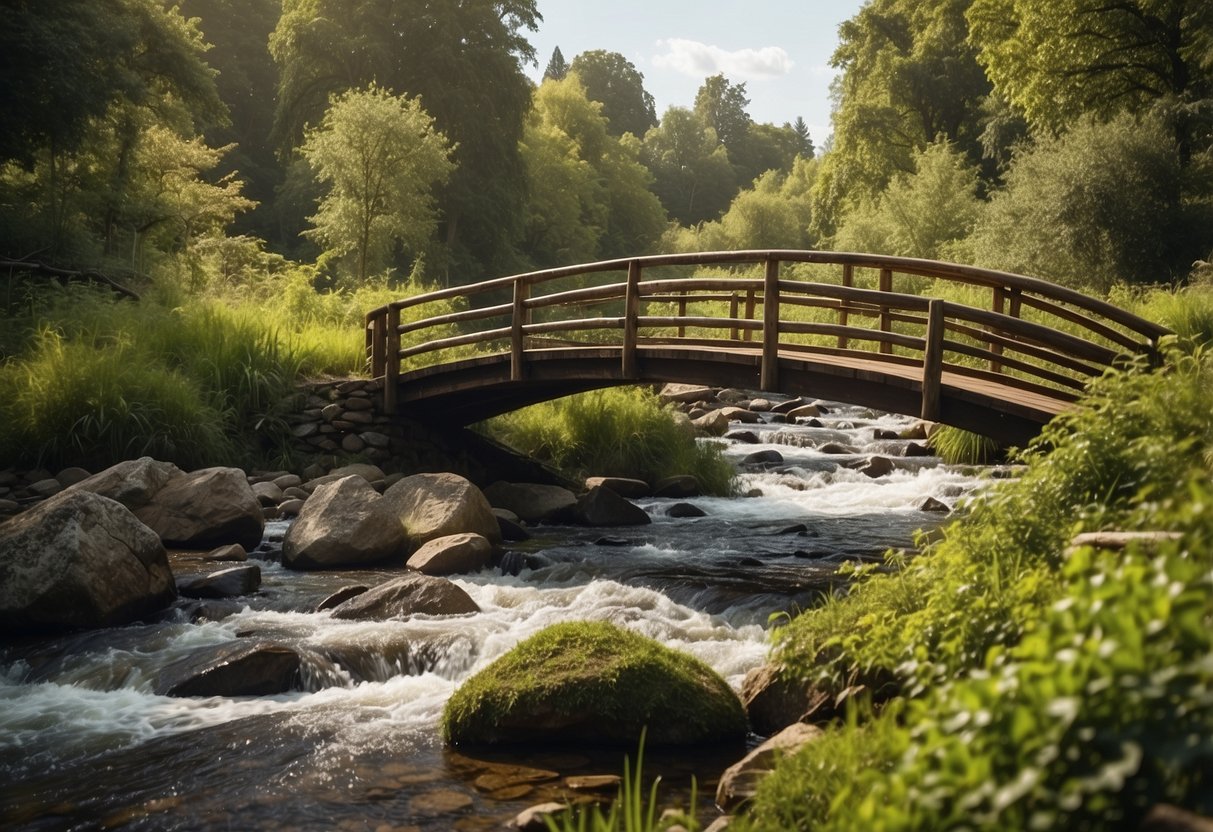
[622,260,641,378]
[941,338,1088,391]
[839,263,853,349]
[921,299,945,421]
[678,292,687,337]
[761,258,780,390]
[743,288,757,342]
[397,301,511,336]
[946,319,1102,378]
[368,314,385,378]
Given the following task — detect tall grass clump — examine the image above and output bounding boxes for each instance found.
[485,387,736,495]
[734,345,1213,829]
[928,425,1004,465]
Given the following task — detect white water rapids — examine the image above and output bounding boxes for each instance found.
[0,399,998,830]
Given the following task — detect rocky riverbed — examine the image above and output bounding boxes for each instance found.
[0,387,1000,830]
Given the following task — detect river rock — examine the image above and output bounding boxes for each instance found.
[653,476,701,498]
[155,640,301,697]
[54,466,92,488]
[743,450,784,466]
[748,398,773,412]
[203,543,247,563]
[584,476,651,498]
[918,496,951,513]
[572,486,651,527]
[176,565,261,599]
[316,585,369,611]
[29,478,63,498]
[444,621,746,747]
[509,802,570,831]
[250,481,283,506]
[0,489,177,633]
[817,442,855,455]
[133,467,264,550]
[283,476,405,570]
[484,482,577,523]
[330,573,479,620]
[719,406,760,424]
[724,430,760,444]
[741,664,815,735]
[858,456,896,478]
[692,409,731,436]
[329,462,385,483]
[716,722,823,811]
[666,502,707,518]
[68,457,183,509]
[497,514,531,542]
[1140,805,1213,832]
[716,388,747,403]
[382,472,501,547]
[787,404,822,419]
[407,532,493,576]
[659,383,716,404]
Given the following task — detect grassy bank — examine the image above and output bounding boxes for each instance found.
[482,387,736,496]
[734,344,1213,829]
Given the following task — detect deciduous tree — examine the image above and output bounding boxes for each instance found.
[299,86,454,284]
[569,50,658,138]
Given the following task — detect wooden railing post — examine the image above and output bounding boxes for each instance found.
[991,286,1006,373]
[879,267,893,354]
[761,257,780,391]
[838,263,853,349]
[511,278,530,381]
[743,288,757,342]
[384,305,401,415]
[729,293,740,340]
[677,290,687,338]
[368,314,385,379]
[622,260,641,378]
[921,299,945,421]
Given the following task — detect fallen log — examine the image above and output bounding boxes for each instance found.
[1,258,141,301]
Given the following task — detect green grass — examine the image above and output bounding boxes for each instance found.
[729,346,1213,829]
[928,425,1004,465]
[483,387,736,496]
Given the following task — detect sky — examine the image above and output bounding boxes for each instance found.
[523,0,869,147]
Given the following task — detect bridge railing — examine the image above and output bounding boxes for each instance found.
[365,250,1169,416]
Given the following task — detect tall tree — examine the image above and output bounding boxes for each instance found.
[811,0,991,240]
[569,50,658,137]
[790,117,815,157]
[543,46,569,81]
[693,74,754,152]
[967,0,1213,160]
[271,0,540,281]
[299,86,454,284]
[640,107,736,225]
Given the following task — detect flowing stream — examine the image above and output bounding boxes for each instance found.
[0,400,995,831]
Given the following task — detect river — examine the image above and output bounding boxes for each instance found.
[0,400,993,830]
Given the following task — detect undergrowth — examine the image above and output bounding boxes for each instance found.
[483,387,736,495]
[732,344,1213,829]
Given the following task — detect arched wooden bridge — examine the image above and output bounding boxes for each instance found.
[364,251,1169,445]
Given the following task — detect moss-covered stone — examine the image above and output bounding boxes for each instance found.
[442,621,746,747]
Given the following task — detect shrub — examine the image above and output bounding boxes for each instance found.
[484,387,736,495]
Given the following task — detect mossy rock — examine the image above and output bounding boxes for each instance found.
[443,621,746,747]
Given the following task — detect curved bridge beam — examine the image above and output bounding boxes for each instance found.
[365,250,1169,444]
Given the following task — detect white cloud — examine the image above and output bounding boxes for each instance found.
[652,38,794,80]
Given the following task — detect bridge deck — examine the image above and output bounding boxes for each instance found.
[396,344,1071,445]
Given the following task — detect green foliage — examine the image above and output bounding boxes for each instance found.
[928,425,1003,465]
[1121,284,1213,350]
[300,85,454,285]
[739,349,1213,829]
[641,107,737,226]
[0,285,367,471]
[271,0,539,282]
[964,112,1197,289]
[679,165,816,252]
[442,621,746,747]
[569,51,658,139]
[484,388,735,496]
[544,46,570,82]
[968,0,1213,158]
[834,140,981,259]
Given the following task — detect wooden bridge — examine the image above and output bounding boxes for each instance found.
[364,251,1169,445]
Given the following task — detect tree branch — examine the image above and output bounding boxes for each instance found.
[0,258,142,301]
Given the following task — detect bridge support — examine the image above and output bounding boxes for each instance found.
[622,260,641,378]
[761,257,780,391]
[921,299,945,421]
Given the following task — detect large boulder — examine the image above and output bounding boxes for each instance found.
[407,533,493,576]
[0,489,177,633]
[176,565,262,599]
[484,482,577,524]
[382,472,501,547]
[572,486,651,527]
[134,467,264,550]
[155,640,301,697]
[329,573,480,621]
[443,621,746,747]
[67,457,183,509]
[283,476,405,570]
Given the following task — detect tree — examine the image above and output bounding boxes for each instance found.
[810,0,991,240]
[791,117,815,157]
[640,107,737,226]
[694,74,754,152]
[964,112,1202,289]
[299,86,454,284]
[967,0,1213,160]
[569,50,658,137]
[543,46,569,81]
[835,140,981,260]
[271,0,540,281]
